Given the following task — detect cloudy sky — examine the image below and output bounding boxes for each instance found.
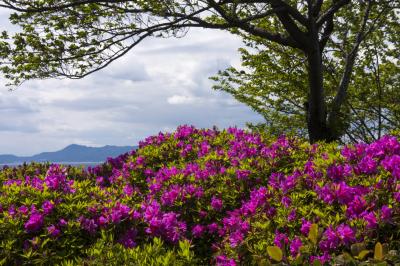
[0,10,263,156]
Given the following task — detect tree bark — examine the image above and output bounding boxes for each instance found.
[306,49,329,143]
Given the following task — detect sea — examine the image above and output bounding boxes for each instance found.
[0,162,102,168]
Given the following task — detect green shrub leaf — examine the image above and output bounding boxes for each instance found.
[374,242,384,261]
[308,224,318,245]
[267,246,283,262]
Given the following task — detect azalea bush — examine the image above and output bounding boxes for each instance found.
[0,125,399,265]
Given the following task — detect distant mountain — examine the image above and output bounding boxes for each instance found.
[0,144,137,164]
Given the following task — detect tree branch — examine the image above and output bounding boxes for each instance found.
[317,0,350,27]
[327,0,373,135]
[319,13,334,51]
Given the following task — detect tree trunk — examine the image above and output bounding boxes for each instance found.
[306,34,330,143]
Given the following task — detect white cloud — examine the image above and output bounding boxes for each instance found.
[167,95,198,105]
[0,15,264,156]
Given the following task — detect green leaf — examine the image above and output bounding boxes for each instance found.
[313,259,322,266]
[356,250,371,260]
[374,242,384,261]
[308,223,318,245]
[267,246,283,262]
[351,243,366,256]
[313,209,324,217]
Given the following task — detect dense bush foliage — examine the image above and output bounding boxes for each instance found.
[1,126,399,265]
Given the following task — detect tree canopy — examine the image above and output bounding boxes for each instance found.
[212,4,400,143]
[0,0,398,142]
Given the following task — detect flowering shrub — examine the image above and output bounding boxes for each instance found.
[0,126,399,265]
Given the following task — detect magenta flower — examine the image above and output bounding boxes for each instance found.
[381,205,392,222]
[319,226,340,252]
[79,216,98,234]
[118,228,137,248]
[44,165,75,193]
[281,196,292,207]
[381,155,400,179]
[18,205,29,216]
[58,218,68,227]
[394,192,400,203]
[290,236,302,257]
[229,230,244,247]
[216,255,237,266]
[25,213,44,233]
[363,212,377,229]
[161,186,181,206]
[42,200,54,215]
[235,169,251,180]
[336,224,356,245]
[208,223,219,234]
[310,252,331,265]
[300,219,312,236]
[346,195,367,218]
[96,176,104,185]
[316,184,335,204]
[110,203,131,223]
[123,184,134,197]
[356,156,377,175]
[335,182,355,205]
[327,164,346,182]
[288,209,297,222]
[47,225,61,238]
[274,232,289,249]
[211,196,223,211]
[192,224,205,238]
[98,216,109,227]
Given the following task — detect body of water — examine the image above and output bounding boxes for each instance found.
[0,162,103,168]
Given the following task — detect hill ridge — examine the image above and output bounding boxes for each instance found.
[0,144,136,164]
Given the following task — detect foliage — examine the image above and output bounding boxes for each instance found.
[1,125,400,265]
[212,6,400,143]
[0,1,398,142]
[78,236,198,266]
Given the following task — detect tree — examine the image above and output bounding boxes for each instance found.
[212,6,400,143]
[0,0,398,142]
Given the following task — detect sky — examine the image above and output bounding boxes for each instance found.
[0,9,263,156]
